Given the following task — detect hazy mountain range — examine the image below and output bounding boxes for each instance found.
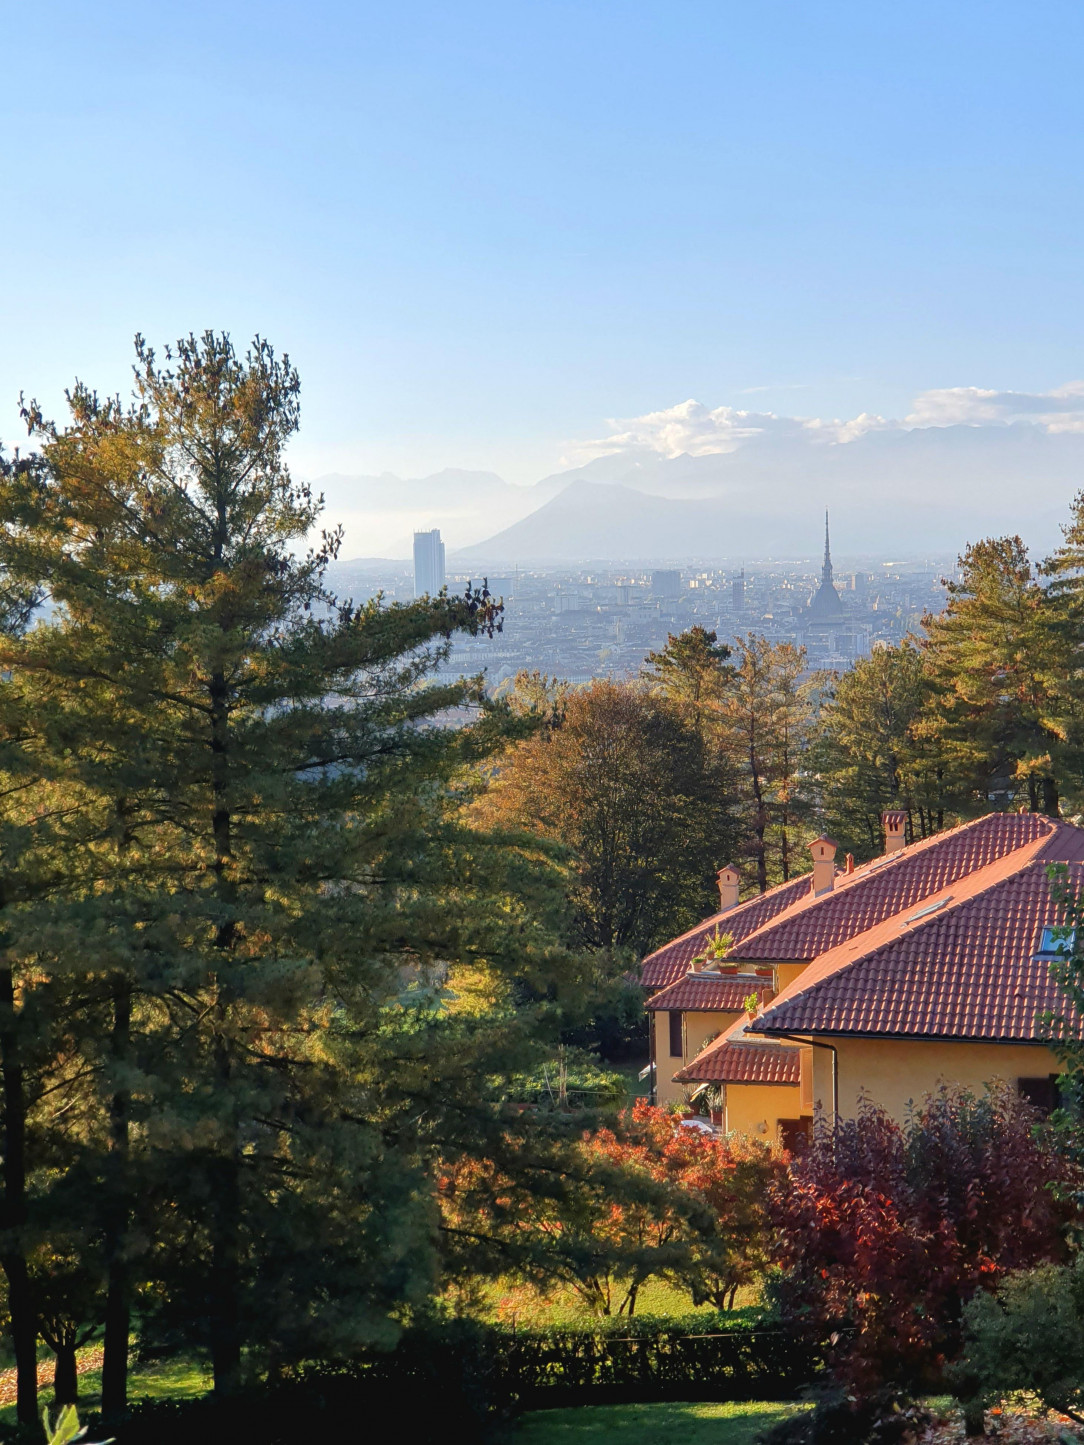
[312,403,1084,566]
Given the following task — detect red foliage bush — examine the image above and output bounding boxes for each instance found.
[769,1085,1081,1392]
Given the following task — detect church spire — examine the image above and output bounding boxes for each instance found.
[822,509,833,586]
[807,507,844,619]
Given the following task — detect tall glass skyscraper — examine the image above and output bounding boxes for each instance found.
[413,528,446,598]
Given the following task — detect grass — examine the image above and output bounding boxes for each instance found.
[515,1399,803,1444]
[479,1274,762,1326]
[0,1355,211,1426]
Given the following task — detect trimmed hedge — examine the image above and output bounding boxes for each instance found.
[496,1313,822,1407]
[87,1314,824,1444]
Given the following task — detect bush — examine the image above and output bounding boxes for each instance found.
[953,1255,1084,1425]
[769,1086,1080,1394]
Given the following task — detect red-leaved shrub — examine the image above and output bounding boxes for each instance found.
[769,1085,1081,1392]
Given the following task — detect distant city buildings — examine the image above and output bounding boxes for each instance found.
[334,515,949,692]
[413,528,446,598]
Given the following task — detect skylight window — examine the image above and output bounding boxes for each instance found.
[902,896,953,925]
[1036,926,1076,960]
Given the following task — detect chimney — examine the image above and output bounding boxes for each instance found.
[809,836,838,896]
[845,853,855,874]
[717,864,741,912]
[882,810,907,856]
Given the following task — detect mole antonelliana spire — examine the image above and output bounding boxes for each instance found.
[808,508,844,618]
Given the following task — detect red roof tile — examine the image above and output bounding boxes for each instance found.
[731,813,1056,962]
[646,974,773,1012]
[752,858,1081,1042]
[639,875,812,990]
[675,1039,802,1085]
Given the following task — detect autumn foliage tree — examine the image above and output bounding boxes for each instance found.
[768,1087,1079,1394]
[439,1101,779,1317]
[477,680,738,953]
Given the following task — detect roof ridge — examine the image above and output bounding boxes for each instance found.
[727,811,1059,960]
[639,872,808,963]
[751,841,1076,1036]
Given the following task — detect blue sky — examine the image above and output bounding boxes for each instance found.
[5,1,1084,487]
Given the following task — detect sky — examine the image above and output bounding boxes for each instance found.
[5,1,1084,507]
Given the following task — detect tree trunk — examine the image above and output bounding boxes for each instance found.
[0,963,38,1430]
[749,739,767,894]
[962,1398,986,1437]
[208,672,243,1398]
[1042,774,1059,817]
[52,1339,79,1405]
[209,1143,243,1396]
[101,984,131,1421]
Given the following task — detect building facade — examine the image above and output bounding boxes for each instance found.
[413,528,446,598]
[641,811,1079,1141]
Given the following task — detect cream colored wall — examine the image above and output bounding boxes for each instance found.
[724,1082,803,1141]
[652,1008,742,1107]
[808,1037,1063,1122]
[776,963,809,990]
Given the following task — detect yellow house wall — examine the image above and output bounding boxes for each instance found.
[808,1037,1063,1122]
[724,1082,803,1142]
[652,1008,742,1107]
[776,963,809,990]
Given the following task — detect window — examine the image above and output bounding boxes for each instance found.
[1036,926,1076,959]
[1017,1076,1061,1115]
[668,1011,683,1058]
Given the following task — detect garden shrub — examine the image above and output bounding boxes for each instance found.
[756,1388,933,1445]
[953,1254,1084,1424]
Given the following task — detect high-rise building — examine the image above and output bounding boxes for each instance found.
[413,529,445,598]
[651,569,681,598]
[732,569,745,611]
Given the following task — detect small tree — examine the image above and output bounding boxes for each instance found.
[439,1101,778,1318]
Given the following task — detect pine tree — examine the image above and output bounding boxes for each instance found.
[643,626,732,721]
[810,641,953,858]
[0,332,585,1411]
[718,636,815,892]
[920,537,1075,816]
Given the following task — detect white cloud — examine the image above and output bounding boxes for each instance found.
[571,382,1084,462]
[905,383,1084,431]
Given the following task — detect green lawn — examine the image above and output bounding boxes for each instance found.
[515,1400,802,1445]
[0,1356,211,1426]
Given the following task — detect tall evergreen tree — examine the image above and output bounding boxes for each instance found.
[0,333,589,1414]
[810,641,953,858]
[920,536,1075,816]
[718,636,815,893]
[643,627,732,722]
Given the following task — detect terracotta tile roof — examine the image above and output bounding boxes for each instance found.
[675,1039,802,1085]
[731,812,1057,962]
[751,857,1082,1043]
[639,875,812,990]
[645,974,774,1012]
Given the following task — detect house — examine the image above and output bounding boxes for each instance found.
[641,811,1082,1141]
